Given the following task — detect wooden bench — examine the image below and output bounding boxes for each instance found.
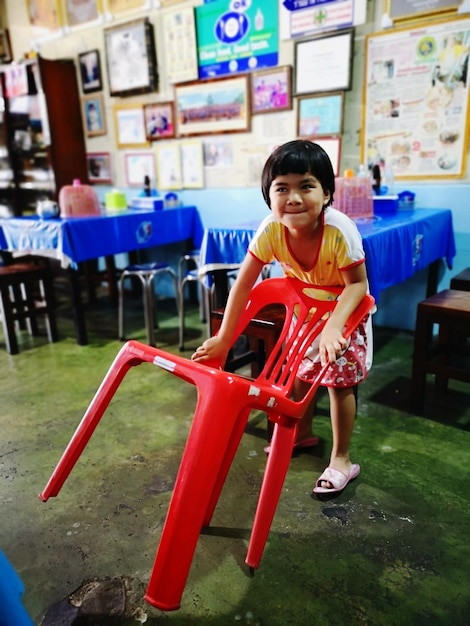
[410,289,470,414]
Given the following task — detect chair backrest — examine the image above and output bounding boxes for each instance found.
[229,277,374,404]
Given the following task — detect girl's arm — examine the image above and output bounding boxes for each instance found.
[192,253,265,365]
[320,263,368,365]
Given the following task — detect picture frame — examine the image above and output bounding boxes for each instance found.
[156,144,182,190]
[175,75,250,137]
[297,92,344,138]
[104,17,158,98]
[124,152,156,187]
[65,0,99,28]
[0,29,13,63]
[143,102,176,141]
[313,137,341,177]
[87,152,112,184]
[81,94,107,137]
[79,49,103,94]
[27,0,62,31]
[250,65,292,115]
[294,29,354,95]
[180,139,204,189]
[387,0,458,23]
[113,104,148,149]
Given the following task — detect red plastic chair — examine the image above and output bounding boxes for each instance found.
[39,277,374,611]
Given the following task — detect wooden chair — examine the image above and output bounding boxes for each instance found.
[410,289,470,414]
[39,277,374,611]
[0,262,58,355]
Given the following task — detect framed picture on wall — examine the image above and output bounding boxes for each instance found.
[81,94,107,137]
[0,29,12,63]
[79,49,103,94]
[124,152,156,187]
[250,66,292,115]
[87,152,112,184]
[175,75,250,136]
[143,102,175,141]
[294,30,354,95]
[313,136,341,176]
[297,92,344,137]
[65,0,99,27]
[104,17,158,97]
[113,103,148,149]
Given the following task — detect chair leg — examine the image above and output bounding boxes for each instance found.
[143,276,156,347]
[202,405,252,526]
[145,387,249,611]
[245,417,298,569]
[0,285,19,355]
[118,274,126,341]
[39,341,152,501]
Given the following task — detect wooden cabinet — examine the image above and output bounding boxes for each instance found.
[0,55,88,217]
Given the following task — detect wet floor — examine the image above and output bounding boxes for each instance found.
[1,281,469,625]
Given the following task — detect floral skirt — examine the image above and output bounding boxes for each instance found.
[292,314,373,388]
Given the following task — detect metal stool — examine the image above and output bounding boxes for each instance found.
[0,262,58,355]
[178,250,208,350]
[118,262,179,346]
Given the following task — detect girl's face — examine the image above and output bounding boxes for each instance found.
[269,172,330,232]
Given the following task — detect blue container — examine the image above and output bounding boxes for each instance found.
[373,195,399,214]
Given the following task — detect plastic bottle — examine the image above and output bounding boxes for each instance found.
[381,166,395,195]
[357,163,368,178]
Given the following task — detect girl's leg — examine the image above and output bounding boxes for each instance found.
[318,385,357,489]
[294,378,317,443]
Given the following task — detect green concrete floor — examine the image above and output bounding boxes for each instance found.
[1,282,469,625]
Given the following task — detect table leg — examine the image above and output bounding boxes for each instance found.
[67,267,88,345]
[426,259,440,298]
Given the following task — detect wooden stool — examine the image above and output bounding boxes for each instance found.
[211,303,285,377]
[0,262,58,355]
[450,268,470,291]
[410,289,470,414]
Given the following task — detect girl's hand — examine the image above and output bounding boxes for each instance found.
[191,336,229,367]
[319,326,348,366]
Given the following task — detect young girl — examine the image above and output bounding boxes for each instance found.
[192,140,372,495]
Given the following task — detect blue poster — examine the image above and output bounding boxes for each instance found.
[196,0,279,79]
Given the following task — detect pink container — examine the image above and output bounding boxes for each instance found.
[333,175,373,220]
[58,179,102,218]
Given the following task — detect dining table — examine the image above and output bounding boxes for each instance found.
[198,208,456,308]
[0,205,204,345]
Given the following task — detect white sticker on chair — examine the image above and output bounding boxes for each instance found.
[153,356,176,372]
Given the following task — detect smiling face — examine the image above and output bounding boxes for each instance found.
[269,172,330,232]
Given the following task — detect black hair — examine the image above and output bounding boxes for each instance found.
[261,140,335,209]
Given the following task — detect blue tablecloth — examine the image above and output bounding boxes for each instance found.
[199,209,456,301]
[0,206,204,268]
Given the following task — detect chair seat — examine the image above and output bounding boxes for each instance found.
[123,262,172,274]
[450,268,470,292]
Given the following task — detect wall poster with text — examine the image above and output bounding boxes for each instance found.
[362,16,470,179]
[195,0,278,79]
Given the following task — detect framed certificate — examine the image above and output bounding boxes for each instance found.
[294,30,354,95]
